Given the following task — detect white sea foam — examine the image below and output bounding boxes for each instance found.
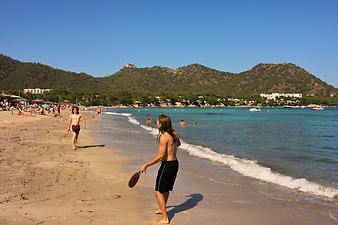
[140,125,158,136]
[104,112,139,125]
[104,112,132,117]
[128,117,140,125]
[107,112,338,199]
[178,141,338,198]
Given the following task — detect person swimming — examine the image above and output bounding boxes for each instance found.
[179,119,187,127]
[140,114,181,224]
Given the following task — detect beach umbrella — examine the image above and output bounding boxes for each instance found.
[14,98,28,102]
[32,99,44,103]
[10,95,21,98]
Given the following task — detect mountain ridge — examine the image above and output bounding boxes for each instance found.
[0,54,336,96]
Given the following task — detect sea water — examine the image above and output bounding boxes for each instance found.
[97,107,338,198]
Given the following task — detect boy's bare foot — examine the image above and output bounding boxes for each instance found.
[156,218,169,224]
[72,146,77,150]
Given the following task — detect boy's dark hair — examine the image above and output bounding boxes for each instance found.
[157,114,179,143]
[72,106,79,114]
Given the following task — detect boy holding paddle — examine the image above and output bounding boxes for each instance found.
[139,114,181,224]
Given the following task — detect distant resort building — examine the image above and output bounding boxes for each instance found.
[260,93,302,100]
[23,88,52,94]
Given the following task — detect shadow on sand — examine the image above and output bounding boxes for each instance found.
[167,193,203,220]
[77,144,106,149]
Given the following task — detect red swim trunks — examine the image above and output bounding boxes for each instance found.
[71,125,81,134]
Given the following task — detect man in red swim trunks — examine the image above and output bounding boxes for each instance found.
[67,106,86,150]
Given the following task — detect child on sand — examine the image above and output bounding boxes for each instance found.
[67,106,86,150]
[140,114,181,224]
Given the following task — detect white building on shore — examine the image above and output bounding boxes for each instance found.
[260,93,302,100]
[23,88,52,94]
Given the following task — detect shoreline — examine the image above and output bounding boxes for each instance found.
[84,105,338,110]
[100,108,338,198]
[89,112,338,225]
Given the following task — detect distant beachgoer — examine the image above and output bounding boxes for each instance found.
[179,120,187,127]
[17,111,33,116]
[146,115,152,126]
[140,114,181,224]
[96,106,102,115]
[57,104,61,116]
[51,107,56,116]
[39,107,45,115]
[67,106,86,150]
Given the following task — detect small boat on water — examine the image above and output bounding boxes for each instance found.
[250,108,261,112]
[313,107,324,111]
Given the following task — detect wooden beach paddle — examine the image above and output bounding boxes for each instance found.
[128,171,141,188]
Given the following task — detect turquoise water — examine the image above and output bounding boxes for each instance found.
[103,107,338,197]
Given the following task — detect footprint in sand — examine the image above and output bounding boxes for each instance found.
[231,200,252,205]
[76,199,84,204]
[113,194,121,199]
[329,209,338,221]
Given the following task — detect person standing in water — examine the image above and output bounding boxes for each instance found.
[140,114,181,224]
[146,115,152,126]
[96,106,102,115]
[67,106,86,150]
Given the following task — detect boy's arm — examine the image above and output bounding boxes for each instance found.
[68,115,72,130]
[140,136,167,173]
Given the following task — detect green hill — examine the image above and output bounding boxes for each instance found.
[99,63,233,95]
[0,54,110,93]
[229,63,336,96]
[101,63,336,96]
[0,54,336,96]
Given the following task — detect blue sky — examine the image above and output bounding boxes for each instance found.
[0,0,337,87]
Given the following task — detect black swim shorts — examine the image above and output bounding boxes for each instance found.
[155,160,179,193]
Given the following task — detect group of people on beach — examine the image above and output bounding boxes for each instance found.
[30,104,61,116]
[68,107,180,224]
[13,104,62,117]
[0,97,65,117]
[0,99,10,111]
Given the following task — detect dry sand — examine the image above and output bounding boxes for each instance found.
[0,111,150,225]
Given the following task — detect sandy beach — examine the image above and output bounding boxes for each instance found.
[0,111,149,225]
[1,110,337,225]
